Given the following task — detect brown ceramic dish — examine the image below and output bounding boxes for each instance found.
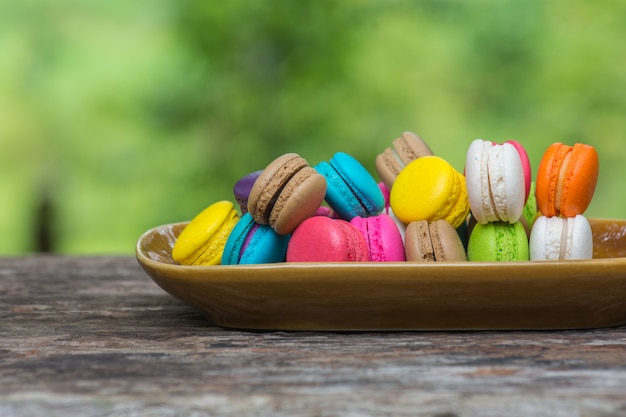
[136,219,626,331]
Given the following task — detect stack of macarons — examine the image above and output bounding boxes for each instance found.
[529,143,599,260]
[379,132,470,262]
[464,139,533,261]
[170,131,600,265]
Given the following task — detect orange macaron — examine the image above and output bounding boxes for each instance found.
[535,142,599,217]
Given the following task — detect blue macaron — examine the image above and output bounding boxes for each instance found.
[315,152,384,220]
[222,213,290,265]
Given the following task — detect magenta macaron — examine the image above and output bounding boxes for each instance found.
[286,216,369,262]
[350,214,405,261]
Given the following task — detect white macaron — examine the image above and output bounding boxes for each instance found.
[465,139,526,224]
[529,214,593,260]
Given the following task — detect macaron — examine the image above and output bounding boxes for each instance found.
[505,140,532,202]
[375,131,433,189]
[248,153,327,235]
[465,139,525,224]
[315,152,385,220]
[521,181,538,235]
[315,206,337,218]
[286,216,369,262]
[467,221,529,262]
[222,213,290,265]
[535,142,599,217]
[350,214,406,262]
[405,219,467,262]
[233,170,263,214]
[172,201,240,266]
[390,155,470,229]
[529,214,593,260]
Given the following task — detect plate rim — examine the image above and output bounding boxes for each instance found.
[136,220,626,275]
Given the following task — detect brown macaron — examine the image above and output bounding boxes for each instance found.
[375,131,433,189]
[405,219,467,262]
[248,153,327,235]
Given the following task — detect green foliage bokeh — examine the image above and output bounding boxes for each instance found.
[2,0,626,254]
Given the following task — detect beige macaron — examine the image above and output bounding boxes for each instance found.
[248,153,327,235]
[405,219,467,262]
[375,131,433,189]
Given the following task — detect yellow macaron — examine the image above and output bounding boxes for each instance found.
[390,156,469,228]
[172,201,240,266]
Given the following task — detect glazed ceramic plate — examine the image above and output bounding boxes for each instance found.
[136,219,626,331]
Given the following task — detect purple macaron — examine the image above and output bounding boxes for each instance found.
[233,170,263,214]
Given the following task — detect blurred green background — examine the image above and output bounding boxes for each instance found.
[2,0,625,254]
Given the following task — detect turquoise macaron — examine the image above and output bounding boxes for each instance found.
[314,152,385,220]
[222,213,290,265]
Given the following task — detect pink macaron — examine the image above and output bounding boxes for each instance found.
[505,140,532,202]
[350,214,406,262]
[286,216,369,262]
[465,139,526,224]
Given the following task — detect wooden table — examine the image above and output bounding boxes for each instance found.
[2,256,626,416]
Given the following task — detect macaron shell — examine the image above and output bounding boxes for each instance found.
[350,214,405,262]
[375,131,433,189]
[536,143,599,217]
[430,219,468,262]
[221,213,256,265]
[269,166,327,235]
[221,213,289,265]
[233,170,263,214]
[404,220,435,261]
[248,153,308,224]
[316,153,384,220]
[248,153,325,234]
[172,201,240,266]
[505,140,532,202]
[315,160,362,220]
[330,152,384,217]
[239,224,290,264]
[529,215,559,260]
[405,220,467,262]
[442,171,471,228]
[536,143,565,217]
[465,140,524,224]
[559,144,599,217]
[521,181,538,236]
[394,131,433,162]
[391,156,469,228]
[465,139,493,224]
[286,217,369,262]
[565,214,593,259]
[529,215,593,260]
[489,142,525,223]
[467,221,529,261]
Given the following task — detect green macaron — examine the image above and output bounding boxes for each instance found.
[467,221,529,261]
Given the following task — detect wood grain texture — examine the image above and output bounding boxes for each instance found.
[1,256,626,417]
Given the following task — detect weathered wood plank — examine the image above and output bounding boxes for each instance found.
[1,256,626,416]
